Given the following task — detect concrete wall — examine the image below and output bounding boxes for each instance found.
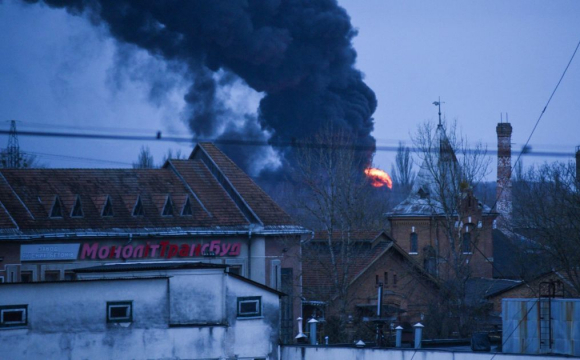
[280,345,573,360]
[0,271,281,360]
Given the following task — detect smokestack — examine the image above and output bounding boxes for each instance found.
[496,122,513,227]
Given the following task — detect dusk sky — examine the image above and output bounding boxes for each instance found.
[1,0,579,179]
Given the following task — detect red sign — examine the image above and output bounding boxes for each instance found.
[80,240,241,260]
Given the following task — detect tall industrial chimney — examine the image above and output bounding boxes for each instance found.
[496,122,513,227]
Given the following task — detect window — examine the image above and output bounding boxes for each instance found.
[229,265,242,275]
[162,196,174,216]
[462,232,472,254]
[49,196,63,218]
[384,272,388,287]
[237,296,261,318]
[0,305,27,328]
[20,271,32,283]
[0,276,4,283]
[64,271,75,281]
[181,196,192,216]
[393,274,398,288]
[44,271,60,282]
[132,196,144,216]
[107,301,132,323]
[102,196,114,217]
[410,233,418,253]
[70,195,83,217]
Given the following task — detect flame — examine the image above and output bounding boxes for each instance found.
[364,167,393,189]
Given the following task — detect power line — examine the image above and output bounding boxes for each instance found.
[22,151,132,167]
[0,129,575,158]
[488,38,580,214]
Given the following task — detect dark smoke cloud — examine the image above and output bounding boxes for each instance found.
[24,0,377,176]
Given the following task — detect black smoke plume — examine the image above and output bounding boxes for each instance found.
[24,0,377,176]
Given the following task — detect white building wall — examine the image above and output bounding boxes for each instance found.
[0,270,280,360]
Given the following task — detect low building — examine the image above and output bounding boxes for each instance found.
[302,231,439,341]
[0,262,283,359]
[0,142,309,342]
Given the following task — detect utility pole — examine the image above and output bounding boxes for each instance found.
[432,97,445,126]
[6,120,21,168]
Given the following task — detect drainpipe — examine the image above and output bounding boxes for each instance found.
[248,226,252,279]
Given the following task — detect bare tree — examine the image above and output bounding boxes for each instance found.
[161,148,186,164]
[513,161,580,294]
[292,125,389,341]
[411,120,492,336]
[390,141,415,203]
[133,146,155,169]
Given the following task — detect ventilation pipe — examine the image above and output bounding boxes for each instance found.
[414,323,424,349]
[308,318,319,345]
[395,326,403,347]
[295,317,307,342]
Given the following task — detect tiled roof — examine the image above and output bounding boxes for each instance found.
[0,143,304,238]
[302,231,392,300]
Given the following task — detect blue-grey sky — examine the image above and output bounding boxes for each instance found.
[0,0,579,178]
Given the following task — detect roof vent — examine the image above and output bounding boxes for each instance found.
[70,195,84,218]
[181,196,193,216]
[101,196,114,217]
[49,196,63,218]
[162,195,174,216]
[132,196,144,217]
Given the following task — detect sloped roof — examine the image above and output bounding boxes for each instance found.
[302,231,439,301]
[0,143,306,239]
[388,124,492,217]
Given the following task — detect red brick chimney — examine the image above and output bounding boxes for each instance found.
[496,122,513,226]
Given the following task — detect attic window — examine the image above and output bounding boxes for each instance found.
[49,196,63,218]
[181,196,193,216]
[162,196,174,216]
[102,196,114,217]
[132,196,144,217]
[70,196,83,218]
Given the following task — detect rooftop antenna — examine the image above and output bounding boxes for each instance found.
[432,97,445,126]
[6,120,21,168]
[500,112,503,123]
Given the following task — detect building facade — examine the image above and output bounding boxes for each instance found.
[0,142,308,342]
[0,263,283,359]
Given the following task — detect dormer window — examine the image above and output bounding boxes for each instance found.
[162,196,174,216]
[49,196,63,218]
[181,196,192,216]
[132,196,144,217]
[102,196,114,217]
[70,196,83,218]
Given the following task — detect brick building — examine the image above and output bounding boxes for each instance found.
[0,142,308,342]
[387,123,497,279]
[302,231,439,330]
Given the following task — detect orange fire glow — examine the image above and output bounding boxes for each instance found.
[364,168,393,189]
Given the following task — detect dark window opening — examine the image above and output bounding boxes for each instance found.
[64,271,75,281]
[102,196,114,217]
[162,196,174,216]
[237,296,261,318]
[375,274,379,285]
[49,197,63,218]
[384,272,389,287]
[0,305,27,327]
[393,274,398,288]
[132,196,144,217]
[410,232,418,253]
[462,232,472,253]
[44,271,59,282]
[229,265,242,275]
[71,196,83,217]
[20,271,32,283]
[107,301,132,323]
[181,196,193,216]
